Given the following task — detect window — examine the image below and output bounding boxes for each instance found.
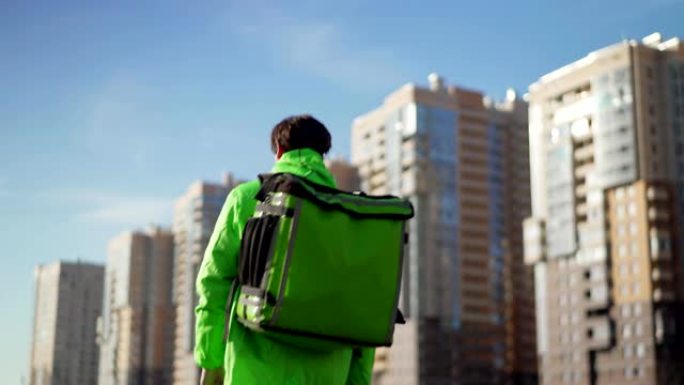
[623,324,633,339]
[635,322,644,336]
[618,225,627,237]
[559,296,568,306]
[622,304,632,317]
[625,366,639,378]
[572,312,581,324]
[634,303,643,316]
[620,263,629,277]
[628,203,637,216]
[636,343,646,357]
[561,333,570,343]
[619,244,628,257]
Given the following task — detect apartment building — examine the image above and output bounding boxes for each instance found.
[525,33,684,385]
[29,261,104,385]
[326,157,362,191]
[172,173,241,385]
[97,227,174,385]
[352,74,535,385]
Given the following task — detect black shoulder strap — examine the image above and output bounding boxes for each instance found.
[223,278,240,341]
[257,173,273,184]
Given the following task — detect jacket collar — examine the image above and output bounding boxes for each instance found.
[271,148,336,188]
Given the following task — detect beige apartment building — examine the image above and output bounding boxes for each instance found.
[172,173,241,385]
[524,33,684,385]
[351,74,536,385]
[29,261,104,385]
[97,227,174,385]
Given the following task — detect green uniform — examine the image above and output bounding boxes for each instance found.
[194,149,375,385]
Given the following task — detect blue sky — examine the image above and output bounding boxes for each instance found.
[1,0,683,382]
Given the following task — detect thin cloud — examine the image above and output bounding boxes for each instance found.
[48,188,174,226]
[224,1,405,92]
[76,199,173,225]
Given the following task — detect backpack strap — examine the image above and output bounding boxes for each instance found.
[223,278,240,341]
[254,173,273,201]
[224,173,278,341]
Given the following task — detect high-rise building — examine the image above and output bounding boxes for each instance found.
[525,33,684,385]
[351,74,535,385]
[97,226,174,385]
[29,261,104,385]
[326,157,362,191]
[172,173,241,385]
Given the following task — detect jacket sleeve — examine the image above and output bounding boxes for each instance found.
[194,191,242,369]
[346,347,375,385]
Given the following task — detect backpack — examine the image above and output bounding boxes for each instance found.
[229,172,414,351]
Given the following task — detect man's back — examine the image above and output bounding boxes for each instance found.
[194,148,374,385]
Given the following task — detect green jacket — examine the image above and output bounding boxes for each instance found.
[194,149,375,385]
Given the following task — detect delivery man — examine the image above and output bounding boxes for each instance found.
[194,115,375,385]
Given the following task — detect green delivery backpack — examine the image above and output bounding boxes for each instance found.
[230,172,414,351]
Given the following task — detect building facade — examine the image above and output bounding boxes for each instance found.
[29,261,104,385]
[351,74,536,385]
[172,173,240,385]
[525,33,684,385]
[326,157,362,191]
[97,227,174,385]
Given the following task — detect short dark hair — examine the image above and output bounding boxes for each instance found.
[270,115,332,155]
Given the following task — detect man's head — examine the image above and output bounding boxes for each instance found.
[271,115,332,159]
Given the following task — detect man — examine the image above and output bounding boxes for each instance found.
[194,115,375,385]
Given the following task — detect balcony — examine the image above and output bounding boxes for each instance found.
[653,288,675,302]
[576,203,588,217]
[370,171,388,187]
[585,317,612,351]
[651,268,674,282]
[574,163,593,179]
[647,186,668,201]
[648,207,670,222]
[584,284,610,311]
[575,184,588,197]
[574,144,595,161]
